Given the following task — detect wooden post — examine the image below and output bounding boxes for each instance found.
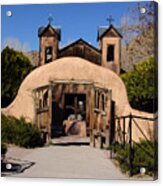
[89,86,95,146]
[74,96,78,119]
[105,129,109,148]
[99,135,103,149]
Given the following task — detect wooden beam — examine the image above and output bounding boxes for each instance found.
[33,84,49,92]
[50,79,94,85]
[89,86,95,144]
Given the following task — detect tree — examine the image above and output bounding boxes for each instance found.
[121,57,157,113]
[120,2,158,72]
[1,47,33,107]
[121,1,157,47]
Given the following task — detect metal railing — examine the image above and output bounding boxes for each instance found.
[110,113,158,176]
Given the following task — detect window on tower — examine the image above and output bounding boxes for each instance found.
[45,46,53,63]
[107,45,114,62]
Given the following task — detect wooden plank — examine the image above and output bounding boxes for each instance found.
[36,107,49,114]
[50,79,94,85]
[89,86,95,145]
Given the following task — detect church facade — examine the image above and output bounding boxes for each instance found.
[38,22,122,74]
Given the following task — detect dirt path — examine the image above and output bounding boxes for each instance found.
[6,145,127,180]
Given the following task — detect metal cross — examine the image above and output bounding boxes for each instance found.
[106,15,114,26]
[48,15,53,25]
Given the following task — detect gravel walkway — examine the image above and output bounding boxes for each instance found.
[6,145,126,180]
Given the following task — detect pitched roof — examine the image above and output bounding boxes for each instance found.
[97,24,122,40]
[38,24,61,40]
[60,38,100,53]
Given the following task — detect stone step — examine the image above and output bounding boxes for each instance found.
[51,135,90,146]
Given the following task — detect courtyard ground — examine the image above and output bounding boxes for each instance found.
[4,144,127,180]
[3,136,153,180]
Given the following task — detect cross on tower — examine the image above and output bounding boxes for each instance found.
[106,15,114,26]
[48,15,53,25]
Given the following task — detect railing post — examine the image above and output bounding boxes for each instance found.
[123,117,126,146]
[129,113,133,177]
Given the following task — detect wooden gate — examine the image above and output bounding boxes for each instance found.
[33,84,52,142]
[33,81,113,146]
[91,86,113,148]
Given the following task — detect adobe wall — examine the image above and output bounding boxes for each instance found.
[2,57,156,142]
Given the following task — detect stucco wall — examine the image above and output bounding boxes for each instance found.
[2,57,156,142]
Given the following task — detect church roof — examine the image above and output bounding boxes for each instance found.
[59,38,101,65]
[38,24,61,40]
[97,24,122,40]
[60,38,100,53]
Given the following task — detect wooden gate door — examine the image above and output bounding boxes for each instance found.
[33,84,52,142]
[90,86,112,148]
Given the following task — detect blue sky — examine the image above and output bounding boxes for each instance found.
[1,2,138,51]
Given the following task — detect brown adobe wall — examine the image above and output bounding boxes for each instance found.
[2,57,156,142]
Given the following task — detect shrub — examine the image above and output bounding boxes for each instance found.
[121,57,158,113]
[1,47,33,107]
[112,143,130,173]
[112,140,158,176]
[1,114,44,148]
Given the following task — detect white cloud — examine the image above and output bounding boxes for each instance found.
[1,37,30,52]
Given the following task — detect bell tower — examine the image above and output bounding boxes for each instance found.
[38,16,61,66]
[98,16,122,74]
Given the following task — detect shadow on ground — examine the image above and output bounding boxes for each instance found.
[1,157,35,176]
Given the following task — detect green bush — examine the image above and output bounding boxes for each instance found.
[121,57,158,113]
[1,47,33,107]
[113,140,158,176]
[1,114,44,148]
[112,143,130,173]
